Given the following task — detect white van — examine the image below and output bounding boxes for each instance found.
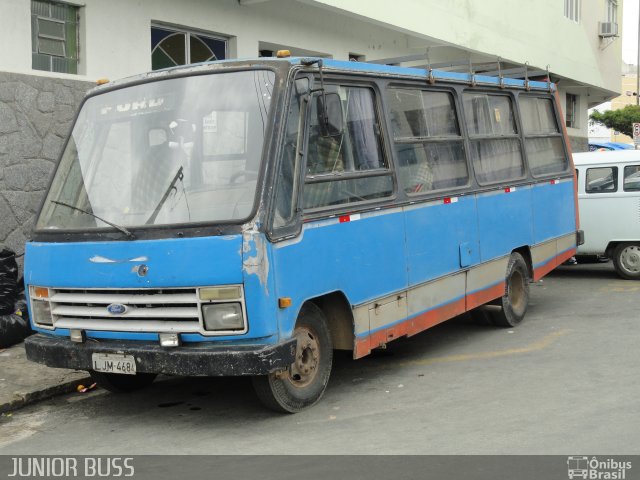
[573,150,640,279]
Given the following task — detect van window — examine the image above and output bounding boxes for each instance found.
[520,96,568,176]
[586,167,618,193]
[463,93,524,184]
[624,165,640,192]
[303,85,392,210]
[387,88,467,194]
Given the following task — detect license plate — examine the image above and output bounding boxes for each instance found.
[91,353,137,375]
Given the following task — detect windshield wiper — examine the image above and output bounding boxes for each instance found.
[145,166,184,225]
[50,200,136,240]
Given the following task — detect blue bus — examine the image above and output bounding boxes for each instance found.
[24,55,580,412]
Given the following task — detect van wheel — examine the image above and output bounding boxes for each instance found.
[252,303,333,413]
[613,243,640,280]
[89,371,157,393]
[491,252,530,327]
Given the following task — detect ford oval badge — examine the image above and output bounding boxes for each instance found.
[107,303,128,315]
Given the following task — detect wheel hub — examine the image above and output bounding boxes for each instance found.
[620,245,640,273]
[288,326,320,387]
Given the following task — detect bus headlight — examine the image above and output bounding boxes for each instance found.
[202,303,244,331]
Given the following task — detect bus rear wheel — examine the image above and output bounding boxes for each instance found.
[613,243,640,280]
[491,252,530,327]
[252,303,333,413]
[89,371,157,393]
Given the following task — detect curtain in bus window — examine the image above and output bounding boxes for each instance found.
[520,97,558,134]
[470,138,524,184]
[463,94,516,135]
[525,137,567,176]
[347,88,384,170]
[304,86,390,209]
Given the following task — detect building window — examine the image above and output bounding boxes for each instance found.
[564,0,581,22]
[566,93,578,128]
[151,25,227,70]
[31,0,79,74]
[607,0,618,23]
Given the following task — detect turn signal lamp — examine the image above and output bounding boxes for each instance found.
[31,286,50,299]
[276,50,291,58]
[96,78,109,85]
[278,297,292,309]
[199,286,241,301]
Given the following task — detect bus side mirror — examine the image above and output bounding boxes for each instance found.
[317,93,344,137]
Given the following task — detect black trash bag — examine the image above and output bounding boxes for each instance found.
[0,248,19,315]
[0,312,31,349]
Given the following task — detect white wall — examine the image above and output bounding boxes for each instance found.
[1,0,621,94]
[306,0,622,96]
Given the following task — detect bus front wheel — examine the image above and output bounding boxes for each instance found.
[252,303,333,413]
[491,252,530,328]
[613,243,640,280]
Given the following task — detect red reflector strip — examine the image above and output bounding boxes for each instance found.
[339,214,361,223]
[551,179,558,185]
[444,197,451,204]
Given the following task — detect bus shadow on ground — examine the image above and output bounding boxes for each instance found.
[80,314,495,419]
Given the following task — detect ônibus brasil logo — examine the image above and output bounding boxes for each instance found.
[567,456,632,480]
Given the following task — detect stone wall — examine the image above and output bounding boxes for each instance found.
[0,71,93,270]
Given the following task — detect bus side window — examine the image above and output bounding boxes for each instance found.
[386,88,467,194]
[520,95,568,177]
[463,92,524,184]
[272,77,309,231]
[586,167,618,193]
[623,165,640,192]
[303,85,392,210]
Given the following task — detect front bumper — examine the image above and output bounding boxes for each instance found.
[25,334,296,376]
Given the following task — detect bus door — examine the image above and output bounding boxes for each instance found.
[270,79,408,356]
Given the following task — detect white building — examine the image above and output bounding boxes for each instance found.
[0,0,625,255]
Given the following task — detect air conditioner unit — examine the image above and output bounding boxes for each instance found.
[598,22,619,38]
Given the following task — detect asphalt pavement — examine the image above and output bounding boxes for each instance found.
[0,261,638,455]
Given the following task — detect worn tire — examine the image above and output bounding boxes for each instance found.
[490,252,530,328]
[252,303,333,413]
[89,371,157,393]
[613,243,640,280]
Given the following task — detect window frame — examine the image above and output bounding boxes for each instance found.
[623,164,640,192]
[518,93,570,179]
[31,0,79,74]
[564,0,581,23]
[585,166,618,194]
[386,85,471,197]
[301,77,397,215]
[461,90,527,186]
[150,23,228,70]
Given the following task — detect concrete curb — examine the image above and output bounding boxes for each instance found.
[0,375,93,414]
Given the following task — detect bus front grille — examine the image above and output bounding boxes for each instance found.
[48,287,202,333]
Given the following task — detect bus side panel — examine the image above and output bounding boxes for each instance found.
[530,179,577,278]
[271,209,408,340]
[475,186,534,262]
[403,194,480,286]
[531,179,576,245]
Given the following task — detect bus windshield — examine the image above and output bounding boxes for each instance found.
[36,70,275,232]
